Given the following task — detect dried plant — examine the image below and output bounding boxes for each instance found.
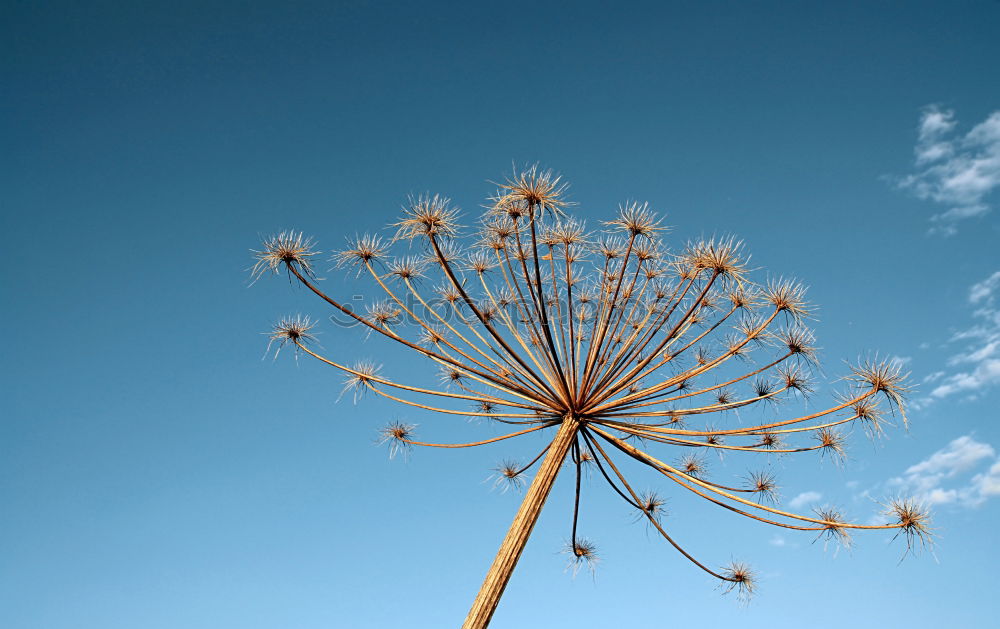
[252,166,930,628]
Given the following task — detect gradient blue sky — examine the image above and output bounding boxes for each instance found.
[3,2,999,627]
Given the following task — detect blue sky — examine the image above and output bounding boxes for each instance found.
[3,1,999,627]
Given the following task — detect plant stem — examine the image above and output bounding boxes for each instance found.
[462,416,580,628]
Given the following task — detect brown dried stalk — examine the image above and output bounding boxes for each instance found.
[253,166,930,627]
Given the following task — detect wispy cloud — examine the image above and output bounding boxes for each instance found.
[923,271,1000,402]
[970,460,1000,503]
[895,105,1000,236]
[888,355,912,368]
[788,491,822,510]
[885,435,998,507]
[970,270,1000,305]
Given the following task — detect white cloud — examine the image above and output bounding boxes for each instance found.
[888,355,912,368]
[903,435,994,477]
[930,360,1000,399]
[970,460,1000,502]
[919,106,956,137]
[896,106,1000,235]
[922,371,945,383]
[788,491,822,509]
[768,534,787,547]
[915,106,957,164]
[947,340,999,366]
[921,271,1000,403]
[886,435,998,507]
[970,271,1000,305]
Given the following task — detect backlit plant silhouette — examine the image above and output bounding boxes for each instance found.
[252,167,931,628]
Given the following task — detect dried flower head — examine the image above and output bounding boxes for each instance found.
[378,421,416,459]
[885,498,933,556]
[849,357,911,424]
[778,326,819,362]
[679,454,707,478]
[491,459,527,493]
[728,286,759,310]
[752,378,776,400]
[687,237,747,280]
[851,396,889,439]
[746,470,780,504]
[778,364,814,396]
[335,234,387,273]
[394,194,460,240]
[466,251,495,275]
[813,507,853,552]
[366,301,401,328]
[419,326,447,347]
[720,561,756,603]
[755,431,783,450]
[439,366,467,387]
[564,539,599,577]
[594,236,627,260]
[606,202,666,239]
[251,231,319,281]
[816,428,847,463]
[496,164,571,217]
[552,219,587,246]
[255,166,924,623]
[634,490,667,524]
[764,279,811,320]
[388,256,427,282]
[341,361,380,402]
[265,315,317,358]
